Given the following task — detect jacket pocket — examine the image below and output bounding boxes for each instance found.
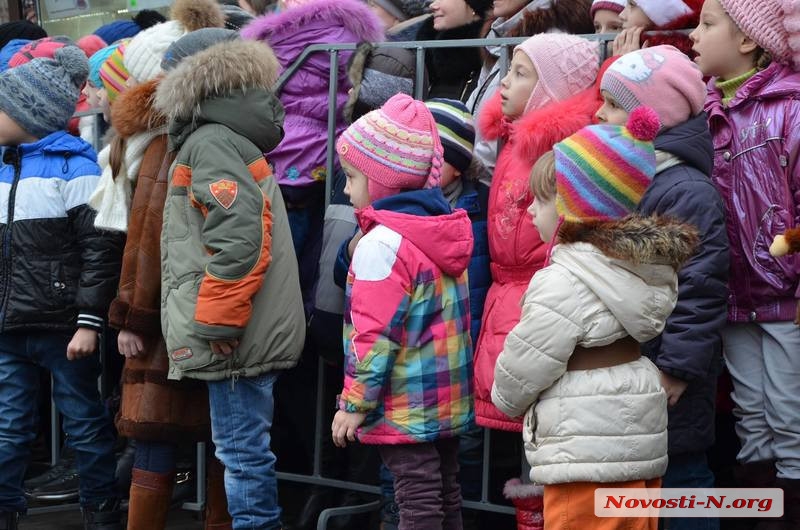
[163,276,227,374]
[49,261,79,305]
[753,204,796,283]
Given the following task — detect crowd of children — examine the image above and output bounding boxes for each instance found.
[1,0,800,529]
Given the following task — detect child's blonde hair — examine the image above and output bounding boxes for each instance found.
[529,151,556,201]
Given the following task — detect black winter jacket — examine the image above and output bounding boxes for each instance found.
[0,132,123,333]
[637,113,730,455]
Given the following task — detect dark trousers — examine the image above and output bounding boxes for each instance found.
[379,437,462,530]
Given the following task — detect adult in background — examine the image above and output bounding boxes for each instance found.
[417,0,492,101]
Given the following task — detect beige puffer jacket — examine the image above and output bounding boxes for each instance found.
[491,216,698,485]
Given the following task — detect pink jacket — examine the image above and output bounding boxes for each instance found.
[705,62,800,322]
[472,88,601,431]
[338,189,476,444]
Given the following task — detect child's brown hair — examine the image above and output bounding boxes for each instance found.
[529,151,556,201]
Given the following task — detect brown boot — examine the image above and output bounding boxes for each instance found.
[732,460,776,530]
[126,469,174,530]
[205,458,232,530]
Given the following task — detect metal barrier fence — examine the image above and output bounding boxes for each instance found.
[29,31,623,526]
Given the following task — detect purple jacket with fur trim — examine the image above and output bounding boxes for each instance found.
[241,0,384,190]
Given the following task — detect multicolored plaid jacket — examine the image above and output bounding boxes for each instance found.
[338,188,476,445]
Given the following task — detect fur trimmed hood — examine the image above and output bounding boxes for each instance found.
[240,0,384,46]
[479,87,602,168]
[558,215,699,270]
[154,39,279,124]
[110,79,166,139]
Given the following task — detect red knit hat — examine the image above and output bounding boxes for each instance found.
[8,36,73,68]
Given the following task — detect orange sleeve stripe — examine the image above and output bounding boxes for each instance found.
[194,198,274,328]
[172,164,192,187]
[248,158,272,183]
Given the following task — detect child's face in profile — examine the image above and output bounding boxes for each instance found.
[595,91,629,125]
[499,50,539,120]
[689,0,756,80]
[82,83,102,110]
[342,160,371,209]
[594,9,624,34]
[619,0,652,29]
[527,196,559,243]
[440,162,461,189]
[0,111,38,146]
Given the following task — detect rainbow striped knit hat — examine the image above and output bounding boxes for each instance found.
[554,107,660,223]
[98,39,130,103]
[337,93,443,202]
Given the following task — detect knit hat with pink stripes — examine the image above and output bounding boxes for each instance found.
[337,93,444,202]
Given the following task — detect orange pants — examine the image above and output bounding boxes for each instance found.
[543,478,661,530]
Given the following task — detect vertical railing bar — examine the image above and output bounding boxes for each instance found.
[325,50,339,210]
[415,46,425,100]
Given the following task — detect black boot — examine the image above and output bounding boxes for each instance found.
[81,499,123,530]
[0,512,18,530]
[754,478,800,530]
[731,460,776,530]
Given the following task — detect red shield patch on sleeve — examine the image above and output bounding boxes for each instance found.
[209,179,238,209]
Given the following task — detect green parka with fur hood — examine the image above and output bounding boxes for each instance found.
[154,39,304,382]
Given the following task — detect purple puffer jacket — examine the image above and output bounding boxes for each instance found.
[241,0,383,190]
[705,62,800,322]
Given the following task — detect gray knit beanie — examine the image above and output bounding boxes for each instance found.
[0,45,87,139]
[162,28,239,71]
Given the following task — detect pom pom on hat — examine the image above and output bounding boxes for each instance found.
[627,107,660,141]
[554,108,660,223]
[0,45,88,139]
[337,93,444,202]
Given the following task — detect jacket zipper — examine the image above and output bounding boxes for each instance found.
[0,148,22,332]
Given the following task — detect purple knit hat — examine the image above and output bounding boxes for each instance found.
[718,0,800,71]
[601,45,705,128]
[337,93,444,202]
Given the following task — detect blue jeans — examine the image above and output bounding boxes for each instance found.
[208,372,281,530]
[661,452,719,530]
[0,331,118,512]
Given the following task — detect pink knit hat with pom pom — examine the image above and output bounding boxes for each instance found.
[719,0,800,71]
[554,107,660,223]
[337,93,444,203]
